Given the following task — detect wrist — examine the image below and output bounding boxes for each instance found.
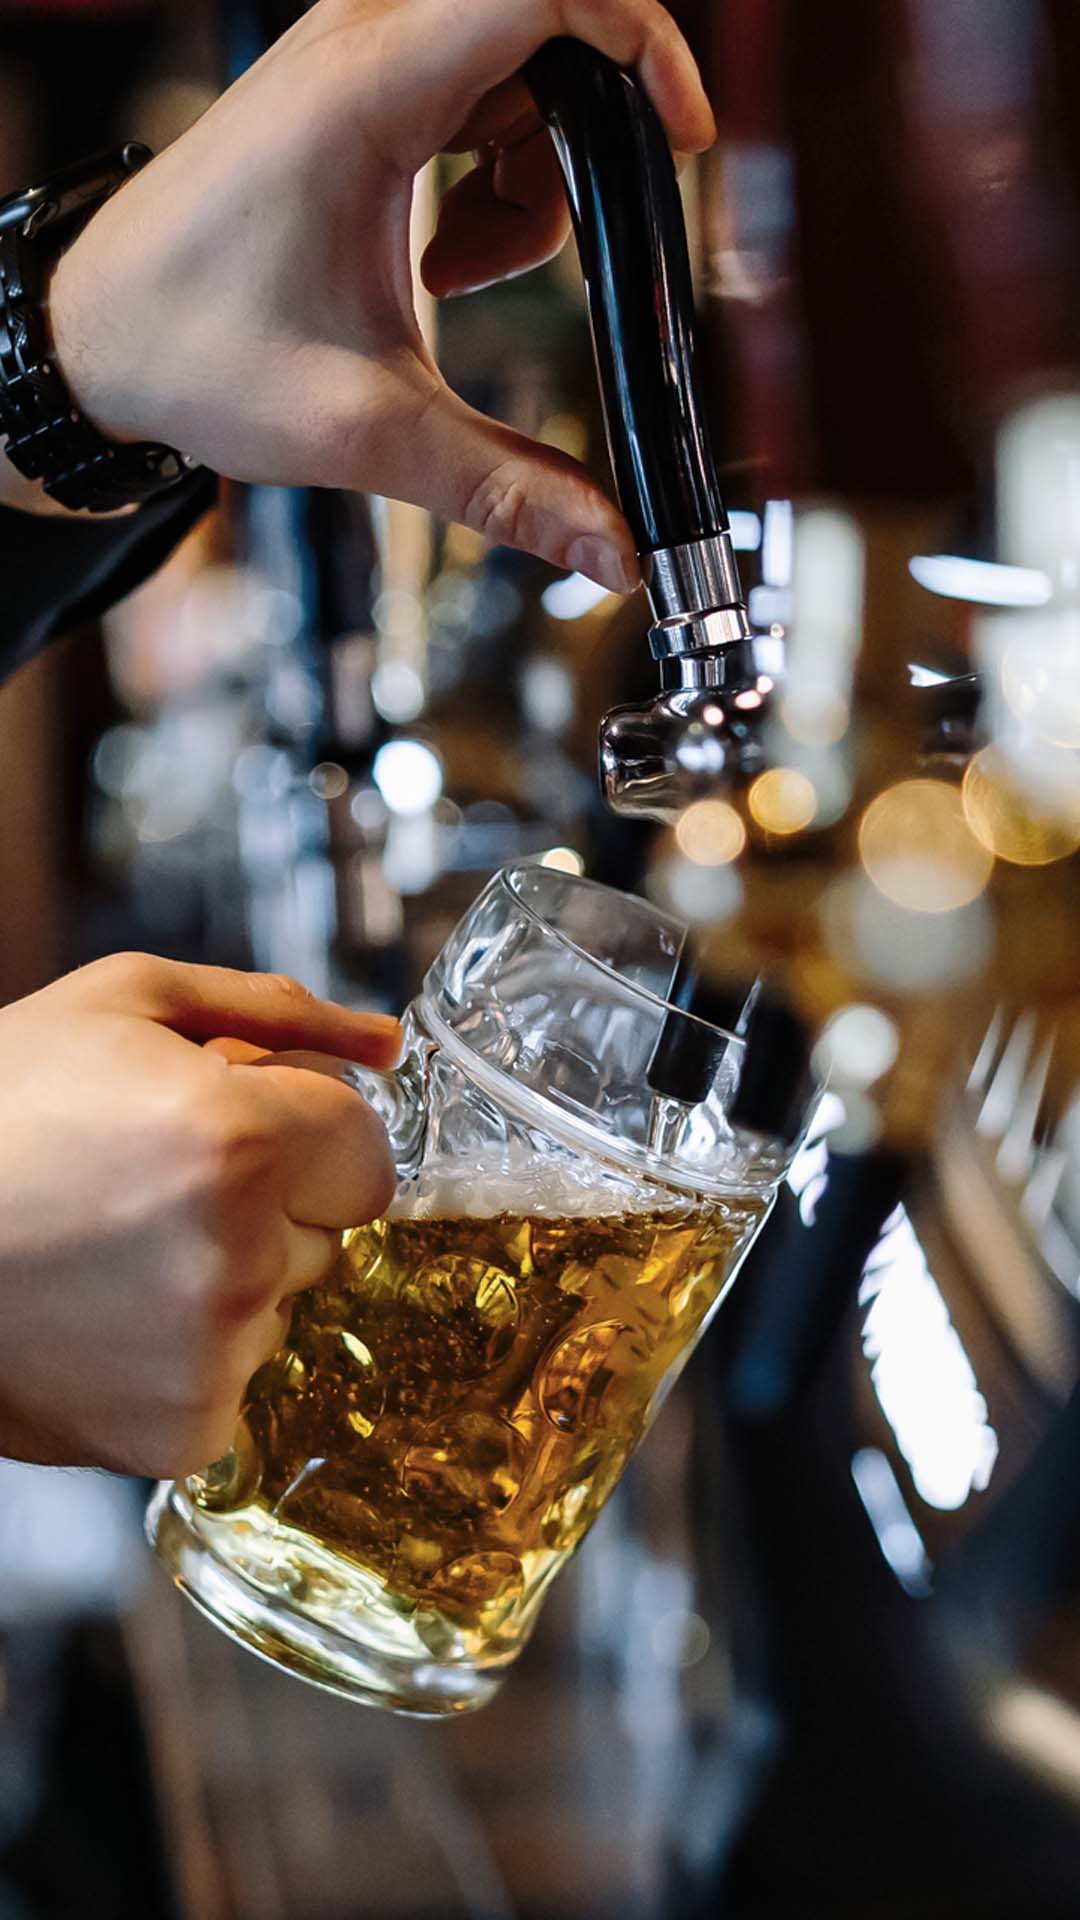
[0,242,129,517]
[0,147,201,514]
[0,464,120,518]
[48,216,139,451]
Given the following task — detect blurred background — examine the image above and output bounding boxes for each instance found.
[4,0,1080,1914]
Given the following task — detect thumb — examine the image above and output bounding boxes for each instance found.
[378,377,640,593]
[75,954,402,1067]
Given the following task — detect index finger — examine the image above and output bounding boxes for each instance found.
[443,76,540,153]
[74,953,401,1069]
[390,0,715,161]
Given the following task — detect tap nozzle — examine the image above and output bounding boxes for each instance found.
[600,533,768,821]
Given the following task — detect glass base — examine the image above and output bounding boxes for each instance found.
[146,1483,504,1717]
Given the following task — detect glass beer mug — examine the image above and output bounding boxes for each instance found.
[149,864,805,1715]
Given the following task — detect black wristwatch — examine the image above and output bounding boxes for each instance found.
[0,146,199,513]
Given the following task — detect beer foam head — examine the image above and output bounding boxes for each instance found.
[388,1145,682,1221]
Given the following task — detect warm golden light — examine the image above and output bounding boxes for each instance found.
[858,779,993,912]
[675,799,747,866]
[961,749,1080,866]
[748,767,818,835]
[539,846,586,874]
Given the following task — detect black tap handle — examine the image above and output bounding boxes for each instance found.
[525,37,727,556]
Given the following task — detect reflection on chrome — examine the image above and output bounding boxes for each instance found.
[859,1206,999,1512]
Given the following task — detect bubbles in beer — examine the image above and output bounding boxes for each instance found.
[539,1322,633,1433]
[190,1187,765,1666]
[278,1476,386,1560]
[400,1249,521,1380]
[540,1476,594,1548]
[426,1550,524,1623]
[403,1412,525,1516]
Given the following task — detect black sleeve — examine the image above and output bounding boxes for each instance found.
[0,468,218,679]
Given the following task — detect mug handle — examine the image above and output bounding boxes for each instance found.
[344,1051,430,1181]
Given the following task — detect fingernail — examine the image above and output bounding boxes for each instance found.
[566,536,640,596]
[353,1013,401,1033]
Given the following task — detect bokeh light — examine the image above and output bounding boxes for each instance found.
[780,508,863,750]
[649,855,744,925]
[373,587,421,639]
[650,1608,712,1669]
[822,870,992,993]
[749,767,818,835]
[998,621,1080,750]
[520,657,575,733]
[539,846,586,874]
[818,1088,883,1153]
[779,689,850,747]
[858,779,993,913]
[309,761,349,801]
[675,799,747,866]
[909,553,1051,608]
[813,1004,900,1089]
[961,748,1080,866]
[371,659,425,724]
[372,739,443,816]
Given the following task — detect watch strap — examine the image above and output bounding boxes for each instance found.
[0,146,199,513]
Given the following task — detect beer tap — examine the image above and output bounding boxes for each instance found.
[526,39,764,823]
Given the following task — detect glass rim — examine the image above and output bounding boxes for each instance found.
[498,861,744,1057]
[418,859,804,1198]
